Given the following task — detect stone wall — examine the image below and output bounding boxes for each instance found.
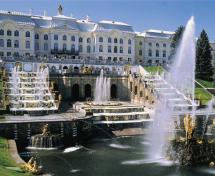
[49,73,156,106]
[0,119,93,147]
[49,74,130,101]
[128,74,155,107]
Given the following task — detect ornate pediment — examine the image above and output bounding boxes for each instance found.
[0,19,17,27]
[52,24,77,31]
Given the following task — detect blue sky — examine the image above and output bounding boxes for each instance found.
[1,0,215,41]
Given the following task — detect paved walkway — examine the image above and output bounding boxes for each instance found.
[0,110,88,124]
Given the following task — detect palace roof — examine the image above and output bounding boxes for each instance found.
[0,10,134,32]
[96,20,134,32]
[137,29,174,39]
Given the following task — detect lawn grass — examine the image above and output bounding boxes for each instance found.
[0,77,4,109]
[195,88,213,105]
[144,66,164,74]
[0,81,2,92]
[0,137,31,176]
[196,79,215,88]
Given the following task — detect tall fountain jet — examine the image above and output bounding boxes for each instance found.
[168,16,196,116]
[147,16,196,160]
[94,69,110,103]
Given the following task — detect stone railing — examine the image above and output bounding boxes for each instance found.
[1,56,134,66]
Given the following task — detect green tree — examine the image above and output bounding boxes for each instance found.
[171,26,185,50]
[196,30,213,81]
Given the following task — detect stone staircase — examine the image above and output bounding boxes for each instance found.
[6,67,57,113]
[138,66,196,112]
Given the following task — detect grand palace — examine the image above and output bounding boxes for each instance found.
[0,5,177,66]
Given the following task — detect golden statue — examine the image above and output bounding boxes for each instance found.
[42,124,49,136]
[212,119,215,126]
[209,161,215,167]
[24,157,40,174]
[184,114,195,140]
[208,139,214,144]
[32,161,39,172]
[27,157,34,166]
[124,64,131,74]
[197,139,203,144]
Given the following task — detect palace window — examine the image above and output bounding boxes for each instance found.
[54,43,58,50]
[44,43,48,50]
[139,41,142,45]
[120,46,123,53]
[120,38,123,44]
[44,34,48,40]
[13,52,19,57]
[139,49,142,56]
[156,50,159,57]
[14,40,19,48]
[87,38,91,43]
[156,43,159,47]
[135,86,137,95]
[128,47,131,54]
[35,42,39,50]
[71,44,75,52]
[79,37,83,43]
[0,52,4,56]
[108,57,111,61]
[14,30,19,37]
[87,45,91,53]
[25,31,30,37]
[63,43,67,51]
[26,41,30,49]
[99,37,103,42]
[7,30,12,36]
[114,38,117,43]
[108,37,112,43]
[79,45,83,52]
[7,52,11,56]
[114,46,117,53]
[35,34,39,39]
[108,46,112,53]
[113,57,117,62]
[163,50,166,57]
[0,29,4,35]
[148,49,152,57]
[54,34,58,40]
[128,39,131,45]
[0,39,4,47]
[140,91,143,97]
[7,39,11,47]
[163,43,166,47]
[99,45,103,52]
[148,42,152,47]
[130,82,133,92]
[71,36,75,41]
[63,35,67,41]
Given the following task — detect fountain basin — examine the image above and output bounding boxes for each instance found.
[85,101,122,107]
[28,134,63,150]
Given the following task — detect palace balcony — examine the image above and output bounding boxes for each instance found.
[51,49,79,56]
